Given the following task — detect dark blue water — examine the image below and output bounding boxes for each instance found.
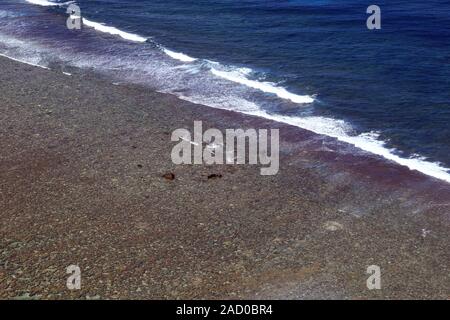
[1,0,449,181]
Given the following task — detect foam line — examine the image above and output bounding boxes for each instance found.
[0,53,49,69]
[82,19,147,43]
[163,49,197,62]
[26,0,73,7]
[248,110,450,183]
[211,68,314,104]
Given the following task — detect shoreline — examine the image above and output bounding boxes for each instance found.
[0,55,449,299]
[3,1,450,183]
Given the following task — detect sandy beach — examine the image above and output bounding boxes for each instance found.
[0,56,449,299]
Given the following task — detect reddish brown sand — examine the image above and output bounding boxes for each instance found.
[0,56,448,299]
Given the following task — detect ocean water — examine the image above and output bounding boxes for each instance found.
[1,0,449,182]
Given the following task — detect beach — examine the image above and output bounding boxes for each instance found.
[0,56,449,299]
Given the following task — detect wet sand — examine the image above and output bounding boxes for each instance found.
[0,56,449,299]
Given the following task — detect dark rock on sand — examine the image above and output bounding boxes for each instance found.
[162,173,175,181]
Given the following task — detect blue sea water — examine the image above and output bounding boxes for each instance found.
[1,0,449,182]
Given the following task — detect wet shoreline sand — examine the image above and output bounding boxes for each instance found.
[0,56,448,299]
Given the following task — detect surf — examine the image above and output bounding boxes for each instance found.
[82,19,147,43]
[25,0,73,7]
[210,67,315,104]
[13,0,450,184]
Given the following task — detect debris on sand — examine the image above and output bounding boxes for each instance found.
[162,172,175,180]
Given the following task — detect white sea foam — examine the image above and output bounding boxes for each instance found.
[0,53,49,69]
[82,19,147,43]
[27,0,312,110]
[65,17,197,62]
[211,68,315,104]
[25,0,73,6]
[25,0,147,43]
[163,49,196,62]
[246,110,450,183]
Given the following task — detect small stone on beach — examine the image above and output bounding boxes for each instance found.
[324,221,344,231]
